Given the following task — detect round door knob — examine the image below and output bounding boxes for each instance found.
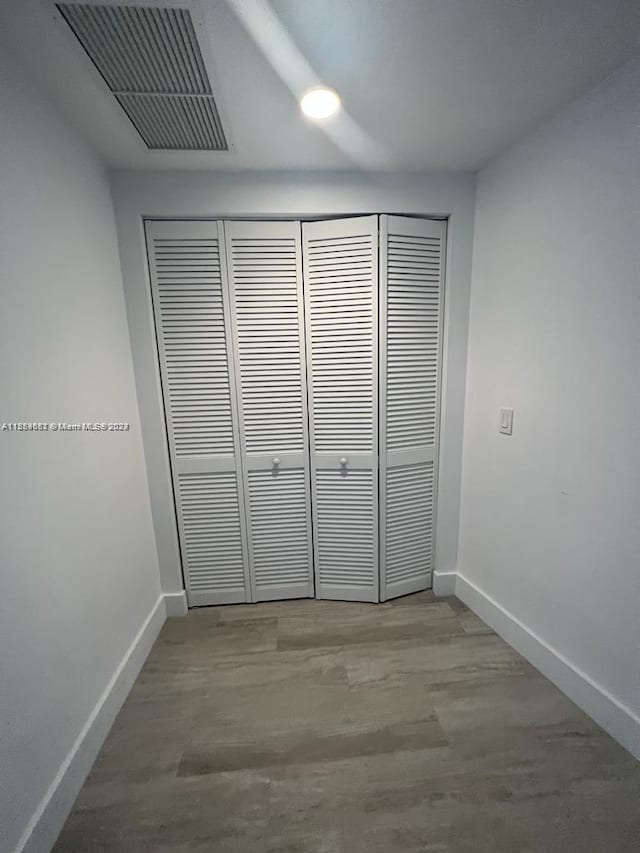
[272,457,281,466]
[339,457,348,466]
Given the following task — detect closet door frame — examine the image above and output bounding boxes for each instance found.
[379,215,447,600]
[144,213,450,608]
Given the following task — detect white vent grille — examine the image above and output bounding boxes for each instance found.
[57,3,228,150]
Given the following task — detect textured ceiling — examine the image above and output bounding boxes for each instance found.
[2,0,639,171]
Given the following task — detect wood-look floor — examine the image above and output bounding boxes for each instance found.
[53,593,640,852]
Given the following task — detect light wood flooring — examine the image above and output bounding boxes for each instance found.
[53,592,640,852]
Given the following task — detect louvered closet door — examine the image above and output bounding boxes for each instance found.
[303,216,379,602]
[146,220,250,606]
[224,221,314,601]
[379,215,446,601]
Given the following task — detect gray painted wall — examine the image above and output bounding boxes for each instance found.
[459,61,640,733]
[0,47,162,853]
[109,170,476,597]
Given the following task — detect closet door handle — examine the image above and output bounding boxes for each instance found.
[272,457,281,467]
[339,457,348,467]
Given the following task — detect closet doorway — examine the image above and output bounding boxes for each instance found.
[146,215,446,606]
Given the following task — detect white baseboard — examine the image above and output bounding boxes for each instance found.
[16,595,167,853]
[456,572,640,760]
[432,570,457,597]
[164,590,188,617]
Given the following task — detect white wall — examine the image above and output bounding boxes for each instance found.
[110,170,476,598]
[459,61,640,756]
[0,48,164,853]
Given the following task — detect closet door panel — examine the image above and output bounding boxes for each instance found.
[225,220,314,601]
[380,215,445,600]
[146,220,250,606]
[303,215,379,602]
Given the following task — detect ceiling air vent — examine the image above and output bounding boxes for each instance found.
[56,3,228,150]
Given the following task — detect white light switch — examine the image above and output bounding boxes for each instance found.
[499,408,514,435]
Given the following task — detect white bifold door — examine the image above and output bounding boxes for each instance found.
[147,215,445,607]
[146,220,250,605]
[146,219,313,606]
[224,221,314,602]
[302,216,379,602]
[379,216,446,600]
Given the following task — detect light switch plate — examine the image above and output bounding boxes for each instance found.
[499,407,514,435]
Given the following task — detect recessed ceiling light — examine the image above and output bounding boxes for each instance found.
[300,87,341,120]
